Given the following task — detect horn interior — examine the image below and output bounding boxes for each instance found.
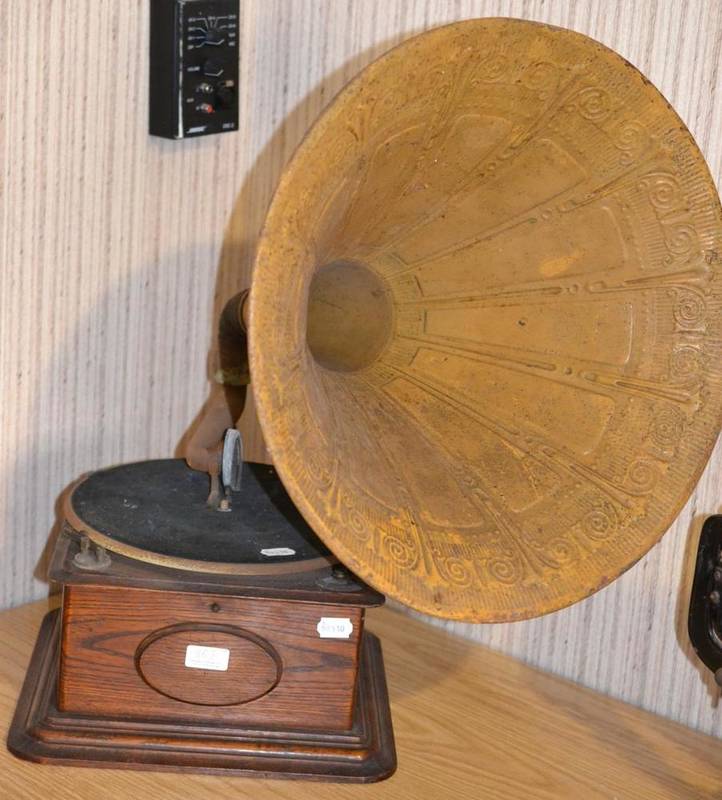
[249,18,722,621]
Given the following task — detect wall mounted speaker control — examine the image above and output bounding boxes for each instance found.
[149,0,240,140]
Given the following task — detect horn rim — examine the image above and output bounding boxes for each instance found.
[249,17,722,622]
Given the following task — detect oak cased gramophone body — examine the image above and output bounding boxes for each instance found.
[10,462,395,780]
[8,17,722,782]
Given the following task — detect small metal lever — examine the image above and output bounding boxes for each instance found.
[73,534,112,571]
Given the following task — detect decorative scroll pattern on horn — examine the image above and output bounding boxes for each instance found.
[250,19,722,622]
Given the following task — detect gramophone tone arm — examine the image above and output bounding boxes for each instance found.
[185,290,250,476]
[185,384,240,474]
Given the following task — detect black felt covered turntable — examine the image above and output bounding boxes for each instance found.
[65,459,332,573]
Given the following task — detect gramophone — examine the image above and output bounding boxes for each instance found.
[8,17,722,782]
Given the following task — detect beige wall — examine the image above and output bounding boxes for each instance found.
[3,0,722,736]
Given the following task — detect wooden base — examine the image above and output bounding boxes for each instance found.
[8,610,396,782]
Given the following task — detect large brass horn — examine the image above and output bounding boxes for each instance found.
[200,18,722,622]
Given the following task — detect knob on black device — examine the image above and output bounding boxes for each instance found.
[149,0,239,140]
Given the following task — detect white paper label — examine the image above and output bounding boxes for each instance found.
[316,617,354,639]
[260,547,296,557]
[184,644,230,671]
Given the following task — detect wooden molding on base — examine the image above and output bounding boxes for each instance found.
[8,610,396,782]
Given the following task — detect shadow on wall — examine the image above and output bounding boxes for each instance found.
[176,32,409,465]
[17,32,414,602]
[8,243,221,604]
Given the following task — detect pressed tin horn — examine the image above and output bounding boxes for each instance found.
[244,17,722,622]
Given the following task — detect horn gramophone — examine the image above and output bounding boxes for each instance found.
[8,17,722,782]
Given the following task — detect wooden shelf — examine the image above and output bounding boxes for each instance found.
[1,598,721,799]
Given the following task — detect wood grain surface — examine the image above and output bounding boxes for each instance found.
[2,0,722,738]
[136,624,281,706]
[59,584,361,729]
[4,599,722,798]
[10,609,395,782]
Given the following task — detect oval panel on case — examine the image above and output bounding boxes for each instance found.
[136,623,281,706]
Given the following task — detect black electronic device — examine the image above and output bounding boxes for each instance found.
[149,0,239,139]
[688,516,722,686]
